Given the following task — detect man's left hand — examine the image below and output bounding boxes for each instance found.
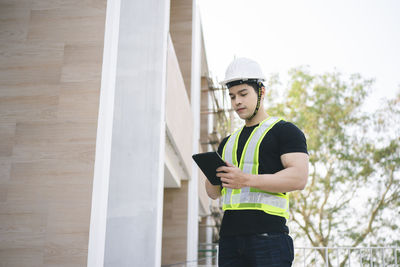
[216,162,251,189]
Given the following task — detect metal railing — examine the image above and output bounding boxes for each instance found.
[294,246,399,267]
[161,243,218,267]
[197,243,218,266]
[163,245,399,267]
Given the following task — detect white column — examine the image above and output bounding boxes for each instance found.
[87,0,121,265]
[87,0,170,266]
[187,0,202,263]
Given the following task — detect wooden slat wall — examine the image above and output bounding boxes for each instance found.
[0,0,106,266]
[200,77,210,152]
[161,1,195,264]
[170,0,193,100]
[161,181,188,265]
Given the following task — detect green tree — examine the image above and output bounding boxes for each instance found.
[265,68,400,266]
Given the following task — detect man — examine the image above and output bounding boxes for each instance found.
[205,57,309,267]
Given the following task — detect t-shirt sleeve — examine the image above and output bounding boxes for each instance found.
[217,136,229,156]
[278,121,308,156]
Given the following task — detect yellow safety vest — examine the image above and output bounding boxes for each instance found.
[221,116,289,219]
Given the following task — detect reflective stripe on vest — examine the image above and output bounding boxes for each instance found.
[221,117,289,219]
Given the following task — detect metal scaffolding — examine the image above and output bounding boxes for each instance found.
[201,77,235,152]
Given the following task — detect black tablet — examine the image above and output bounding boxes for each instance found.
[192,151,226,185]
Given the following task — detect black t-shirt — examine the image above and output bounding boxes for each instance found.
[217,120,308,237]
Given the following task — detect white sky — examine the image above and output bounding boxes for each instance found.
[198,0,400,110]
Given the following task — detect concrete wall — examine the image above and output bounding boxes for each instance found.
[0,0,106,265]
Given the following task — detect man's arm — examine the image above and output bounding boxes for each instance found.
[216,152,309,193]
[205,179,222,199]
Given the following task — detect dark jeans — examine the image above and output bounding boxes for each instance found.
[218,233,294,267]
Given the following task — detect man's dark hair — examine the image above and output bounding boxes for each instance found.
[226,79,263,93]
[246,82,259,93]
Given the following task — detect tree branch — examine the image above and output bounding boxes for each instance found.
[352,168,394,247]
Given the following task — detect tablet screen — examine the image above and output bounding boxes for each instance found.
[192,152,226,185]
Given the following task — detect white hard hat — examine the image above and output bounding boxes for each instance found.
[220,57,266,86]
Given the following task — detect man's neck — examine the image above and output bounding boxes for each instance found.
[244,110,269,127]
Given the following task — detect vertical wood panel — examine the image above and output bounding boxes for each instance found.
[162,181,188,265]
[170,0,193,99]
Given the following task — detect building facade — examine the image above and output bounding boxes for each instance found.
[0,0,219,266]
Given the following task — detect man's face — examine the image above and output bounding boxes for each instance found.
[229,83,258,120]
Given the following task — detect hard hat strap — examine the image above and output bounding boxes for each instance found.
[246,82,263,121]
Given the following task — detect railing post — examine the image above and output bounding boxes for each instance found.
[369,247,373,267]
[382,248,385,267]
[337,247,339,267]
[325,247,329,267]
[348,248,351,267]
[303,248,306,267]
[216,244,219,265]
[315,248,317,265]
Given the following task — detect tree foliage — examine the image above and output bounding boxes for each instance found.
[265,68,400,265]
